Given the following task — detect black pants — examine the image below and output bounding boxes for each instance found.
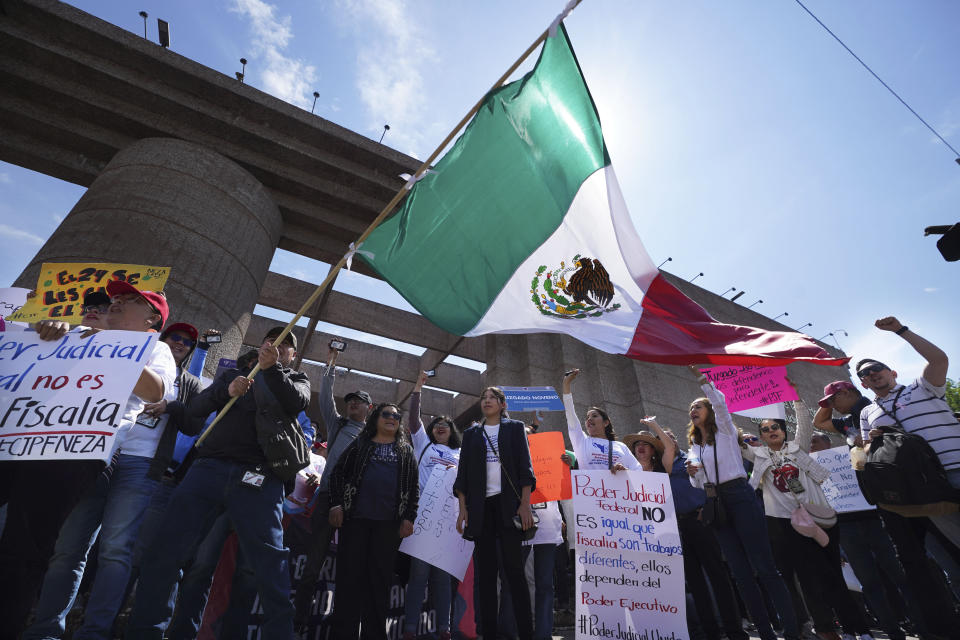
[475,496,533,640]
[679,513,748,640]
[767,516,869,635]
[879,508,960,637]
[333,518,400,639]
[0,459,103,640]
[294,491,332,623]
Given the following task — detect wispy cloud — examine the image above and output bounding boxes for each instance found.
[0,224,44,245]
[230,0,317,109]
[845,329,926,383]
[0,173,11,185]
[337,0,436,157]
[924,287,938,293]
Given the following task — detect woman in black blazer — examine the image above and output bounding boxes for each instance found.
[454,386,536,640]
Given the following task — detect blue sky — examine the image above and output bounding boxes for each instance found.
[1,0,958,383]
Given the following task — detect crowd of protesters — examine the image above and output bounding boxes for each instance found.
[1,278,959,640]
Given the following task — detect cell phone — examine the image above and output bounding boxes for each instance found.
[329,339,347,352]
[204,332,222,344]
[425,369,436,377]
[564,369,577,377]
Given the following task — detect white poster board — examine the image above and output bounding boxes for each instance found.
[0,330,156,463]
[399,465,474,580]
[0,287,30,321]
[572,470,687,640]
[813,445,875,513]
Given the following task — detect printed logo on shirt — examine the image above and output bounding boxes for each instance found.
[771,463,800,493]
[427,446,457,469]
[592,441,607,454]
[485,432,500,463]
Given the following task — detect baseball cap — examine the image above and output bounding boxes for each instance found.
[344,390,372,405]
[161,322,199,343]
[818,381,857,408]
[263,326,297,350]
[106,280,169,329]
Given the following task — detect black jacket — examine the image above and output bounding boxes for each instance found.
[453,418,536,539]
[147,368,202,480]
[184,363,310,467]
[329,434,419,523]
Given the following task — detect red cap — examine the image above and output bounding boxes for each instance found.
[162,322,198,343]
[818,381,857,408]
[106,280,169,329]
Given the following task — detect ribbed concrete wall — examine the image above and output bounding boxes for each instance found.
[15,138,283,372]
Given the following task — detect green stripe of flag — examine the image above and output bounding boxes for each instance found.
[360,25,609,335]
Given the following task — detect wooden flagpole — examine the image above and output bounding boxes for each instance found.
[195,0,583,446]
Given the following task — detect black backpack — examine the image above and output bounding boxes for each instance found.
[861,388,960,507]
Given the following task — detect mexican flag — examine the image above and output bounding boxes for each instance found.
[359,25,845,367]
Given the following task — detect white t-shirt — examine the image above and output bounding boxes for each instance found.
[861,378,960,472]
[525,500,564,546]
[690,383,748,488]
[412,427,461,492]
[113,340,177,457]
[483,423,502,497]
[563,394,640,471]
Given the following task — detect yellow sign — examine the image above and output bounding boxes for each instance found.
[8,262,171,324]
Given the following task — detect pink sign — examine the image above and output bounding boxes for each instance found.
[699,365,798,412]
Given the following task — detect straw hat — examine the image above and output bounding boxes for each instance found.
[623,431,664,455]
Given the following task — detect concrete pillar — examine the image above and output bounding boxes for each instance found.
[482,333,649,446]
[15,138,283,375]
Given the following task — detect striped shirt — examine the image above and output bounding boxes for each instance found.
[860,378,960,471]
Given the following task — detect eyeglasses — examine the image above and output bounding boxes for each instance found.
[743,435,759,443]
[165,334,195,348]
[110,294,158,314]
[82,304,110,315]
[857,363,887,378]
[380,411,402,420]
[759,425,782,434]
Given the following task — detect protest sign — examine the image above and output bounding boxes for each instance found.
[700,365,798,413]
[529,431,571,502]
[399,465,474,580]
[0,287,30,320]
[502,385,564,412]
[0,330,157,463]
[572,470,687,640]
[8,262,170,324]
[813,445,874,513]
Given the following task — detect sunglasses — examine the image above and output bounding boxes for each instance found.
[82,304,110,315]
[743,435,759,443]
[380,410,402,421]
[857,363,887,378]
[165,334,195,348]
[759,425,782,434]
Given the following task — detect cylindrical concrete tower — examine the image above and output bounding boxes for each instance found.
[15,138,283,375]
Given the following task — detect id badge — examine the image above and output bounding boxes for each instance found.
[241,471,266,489]
[786,477,805,494]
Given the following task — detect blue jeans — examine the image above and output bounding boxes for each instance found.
[711,480,799,640]
[525,543,556,640]
[839,514,919,640]
[403,556,453,633]
[25,454,157,640]
[125,458,294,640]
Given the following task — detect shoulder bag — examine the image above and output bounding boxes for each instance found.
[700,441,727,527]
